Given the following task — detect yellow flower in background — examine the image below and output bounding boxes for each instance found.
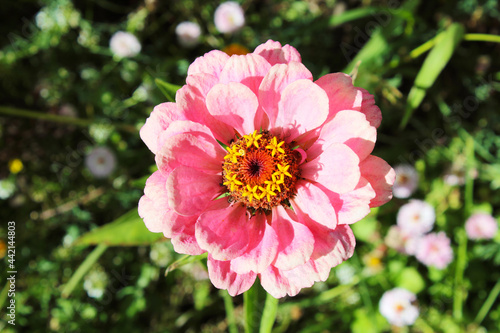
[8,159,23,174]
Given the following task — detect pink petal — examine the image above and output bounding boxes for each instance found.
[315,73,358,121]
[157,120,215,154]
[196,204,251,261]
[253,40,302,65]
[170,217,205,255]
[176,84,235,144]
[291,180,337,229]
[359,155,395,207]
[302,143,361,194]
[230,213,279,274]
[207,255,256,296]
[353,88,382,128]
[138,196,165,233]
[186,73,219,98]
[259,265,302,298]
[331,178,376,225]
[166,166,222,216]
[206,82,259,135]
[308,110,376,161]
[272,206,314,271]
[140,102,186,154]
[259,224,355,299]
[138,171,171,234]
[156,132,226,175]
[276,79,329,141]
[259,62,313,128]
[187,50,230,78]
[219,53,271,95]
[315,224,355,267]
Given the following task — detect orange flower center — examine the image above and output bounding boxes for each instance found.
[222,130,301,211]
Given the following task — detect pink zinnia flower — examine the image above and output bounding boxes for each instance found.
[393,164,418,198]
[379,288,419,327]
[138,40,395,298]
[397,200,435,236]
[415,232,453,269]
[465,213,498,240]
[214,1,245,34]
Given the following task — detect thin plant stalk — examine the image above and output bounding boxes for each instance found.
[221,290,238,333]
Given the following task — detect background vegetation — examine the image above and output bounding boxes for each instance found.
[1,0,499,332]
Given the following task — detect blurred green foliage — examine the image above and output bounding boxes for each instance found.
[1,0,500,332]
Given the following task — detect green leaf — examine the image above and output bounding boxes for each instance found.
[400,23,465,129]
[74,209,164,246]
[351,216,377,242]
[395,267,425,294]
[155,78,181,102]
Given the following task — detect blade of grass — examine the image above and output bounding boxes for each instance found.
[474,280,500,324]
[220,290,239,333]
[259,292,279,333]
[400,23,464,129]
[464,33,500,44]
[61,243,108,298]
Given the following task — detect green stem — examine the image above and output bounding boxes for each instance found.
[259,292,279,333]
[464,33,500,44]
[0,106,137,133]
[453,136,474,321]
[474,280,500,324]
[61,244,108,298]
[220,290,238,333]
[244,284,259,333]
[409,36,437,59]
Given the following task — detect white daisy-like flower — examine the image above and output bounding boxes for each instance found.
[85,147,116,178]
[175,21,202,48]
[109,31,141,58]
[214,1,245,34]
[397,200,435,236]
[393,164,419,198]
[379,288,419,327]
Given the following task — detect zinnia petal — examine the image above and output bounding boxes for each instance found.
[207,255,256,296]
[253,39,302,65]
[196,203,251,261]
[166,166,222,216]
[276,79,329,141]
[359,155,396,207]
[271,206,314,271]
[230,213,279,274]
[302,143,361,194]
[206,82,259,135]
